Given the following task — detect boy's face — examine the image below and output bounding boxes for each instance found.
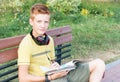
[30,14,50,37]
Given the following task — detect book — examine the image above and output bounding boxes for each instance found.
[40,59,82,75]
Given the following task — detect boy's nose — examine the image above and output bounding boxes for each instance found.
[41,22,45,27]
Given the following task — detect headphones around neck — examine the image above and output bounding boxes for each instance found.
[30,30,50,45]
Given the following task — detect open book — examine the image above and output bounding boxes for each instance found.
[40,59,82,75]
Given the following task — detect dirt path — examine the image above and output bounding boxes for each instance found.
[85,49,120,64]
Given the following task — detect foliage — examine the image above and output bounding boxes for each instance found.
[80,0,116,17]
[47,0,81,14]
[0,0,46,37]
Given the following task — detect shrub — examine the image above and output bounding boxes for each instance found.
[47,0,81,14]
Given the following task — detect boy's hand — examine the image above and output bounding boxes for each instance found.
[50,62,60,69]
[49,62,69,80]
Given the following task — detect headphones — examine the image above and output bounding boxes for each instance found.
[30,30,50,45]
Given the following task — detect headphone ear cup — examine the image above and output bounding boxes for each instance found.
[45,35,50,45]
[30,30,50,45]
[37,36,45,44]
[37,35,50,45]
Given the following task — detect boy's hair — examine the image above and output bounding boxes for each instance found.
[30,3,50,20]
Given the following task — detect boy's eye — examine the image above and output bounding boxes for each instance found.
[36,20,49,23]
[37,20,42,22]
[45,21,49,23]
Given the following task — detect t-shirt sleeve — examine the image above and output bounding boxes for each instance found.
[17,37,31,65]
[49,37,56,60]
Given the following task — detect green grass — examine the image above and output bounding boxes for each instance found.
[71,18,120,58]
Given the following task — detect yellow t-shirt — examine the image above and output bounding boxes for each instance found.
[18,34,55,76]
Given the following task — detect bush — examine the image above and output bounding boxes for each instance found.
[47,0,81,14]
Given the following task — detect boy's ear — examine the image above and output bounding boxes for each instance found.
[29,18,33,26]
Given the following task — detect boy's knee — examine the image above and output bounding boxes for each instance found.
[95,58,105,70]
[89,58,105,72]
[96,59,105,65]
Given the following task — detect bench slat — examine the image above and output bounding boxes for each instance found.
[56,49,71,56]
[0,60,17,69]
[0,35,25,50]
[1,74,18,82]
[0,48,18,63]
[54,33,72,46]
[55,54,71,62]
[47,26,71,36]
[0,68,18,77]
[55,44,71,50]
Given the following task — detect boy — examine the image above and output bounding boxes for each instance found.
[18,3,105,82]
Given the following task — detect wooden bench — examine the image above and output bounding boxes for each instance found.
[0,26,72,82]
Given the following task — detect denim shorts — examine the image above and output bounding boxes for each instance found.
[51,62,90,82]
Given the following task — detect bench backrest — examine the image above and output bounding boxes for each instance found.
[0,26,72,82]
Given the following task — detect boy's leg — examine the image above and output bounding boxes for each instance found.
[51,58,105,82]
[67,63,90,82]
[89,59,105,82]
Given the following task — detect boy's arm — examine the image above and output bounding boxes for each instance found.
[18,64,69,82]
[18,65,47,82]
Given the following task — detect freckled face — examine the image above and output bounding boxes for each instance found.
[30,14,50,37]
